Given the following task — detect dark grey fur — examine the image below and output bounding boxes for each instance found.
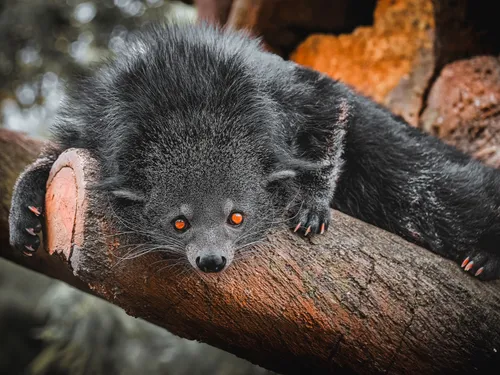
[9,23,500,279]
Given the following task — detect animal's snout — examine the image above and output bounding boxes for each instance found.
[195,254,227,273]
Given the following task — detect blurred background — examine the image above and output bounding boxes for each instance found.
[0,0,196,137]
[1,0,500,374]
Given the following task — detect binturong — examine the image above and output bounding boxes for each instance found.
[9,23,500,279]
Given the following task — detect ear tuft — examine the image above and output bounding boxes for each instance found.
[267,169,297,183]
[111,189,146,202]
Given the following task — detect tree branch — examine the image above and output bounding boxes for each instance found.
[2,143,499,374]
[0,129,43,248]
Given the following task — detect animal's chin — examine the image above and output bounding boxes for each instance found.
[193,266,231,275]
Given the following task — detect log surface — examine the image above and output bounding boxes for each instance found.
[0,129,43,249]
[24,148,500,375]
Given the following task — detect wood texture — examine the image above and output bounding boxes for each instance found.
[12,147,498,375]
[0,130,88,290]
[0,129,43,250]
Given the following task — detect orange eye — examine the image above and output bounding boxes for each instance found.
[228,212,244,226]
[173,217,189,232]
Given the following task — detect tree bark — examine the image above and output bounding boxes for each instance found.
[213,0,500,127]
[0,129,89,290]
[1,142,498,374]
[0,129,43,249]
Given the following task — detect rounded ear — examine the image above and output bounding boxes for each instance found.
[88,177,146,203]
[267,169,297,184]
[110,189,146,202]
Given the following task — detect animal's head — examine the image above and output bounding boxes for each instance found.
[106,120,288,273]
[58,24,297,273]
[95,57,291,272]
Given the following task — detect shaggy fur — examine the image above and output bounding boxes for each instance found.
[9,23,500,279]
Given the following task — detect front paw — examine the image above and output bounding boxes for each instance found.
[459,249,500,281]
[9,204,43,256]
[289,197,331,237]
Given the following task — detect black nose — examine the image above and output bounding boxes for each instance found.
[195,255,227,273]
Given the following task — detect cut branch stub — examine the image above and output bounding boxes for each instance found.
[41,149,500,375]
